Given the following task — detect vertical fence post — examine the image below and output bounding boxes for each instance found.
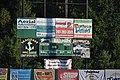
[65,0,68,18]
[22,0,25,17]
[85,0,88,69]
[22,0,24,68]
[86,0,88,19]
[44,0,46,17]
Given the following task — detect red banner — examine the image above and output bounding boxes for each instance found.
[56,18,74,38]
[58,70,78,80]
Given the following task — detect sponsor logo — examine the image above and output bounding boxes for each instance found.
[17,19,35,25]
[0,69,7,75]
[74,24,91,33]
[85,70,100,74]
[11,71,17,79]
[60,72,78,79]
[21,38,38,57]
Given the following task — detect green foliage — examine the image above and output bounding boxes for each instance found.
[0,8,11,26]
[72,58,84,69]
[0,36,21,68]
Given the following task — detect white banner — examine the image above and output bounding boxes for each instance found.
[52,38,71,43]
[73,39,90,58]
[79,70,104,80]
[105,69,120,80]
[74,19,92,38]
[44,59,72,69]
[17,18,36,29]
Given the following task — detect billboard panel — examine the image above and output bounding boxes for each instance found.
[79,70,104,80]
[0,68,8,80]
[21,38,39,57]
[58,70,78,80]
[105,69,120,80]
[72,39,90,58]
[44,59,72,69]
[39,38,72,56]
[36,18,55,38]
[74,19,92,38]
[56,18,74,38]
[17,18,36,38]
[34,69,55,80]
[10,69,31,80]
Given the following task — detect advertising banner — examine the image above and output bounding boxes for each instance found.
[36,18,55,38]
[79,70,104,80]
[39,38,72,56]
[56,18,74,38]
[0,68,8,80]
[58,70,78,80]
[72,39,90,58]
[52,38,71,43]
[10,69,31,80]
[17,18,36,38]
[34,69,55,80]
[74,19,92,38]
[44,59,72,69]
[105,69,120,80]
[21,38,39,57]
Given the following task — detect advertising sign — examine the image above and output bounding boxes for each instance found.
[56,18,74,38]
[79,70,104,80]
[17,18,36,38]
[0,68,8,80]
[52,38,71,43]
[44,59,72,69]
[74,19,92,38]
[10,69,31,80]
[36,18,55,38]
[72,39,90,58]
[34,69,55,80]
[21,38,39,57]
[39,38,72,56]
[105,69,120,80]
[58,70,78,80]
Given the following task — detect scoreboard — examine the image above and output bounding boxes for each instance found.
[39,43,72,56]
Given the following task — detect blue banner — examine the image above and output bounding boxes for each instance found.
[10,69,31,80]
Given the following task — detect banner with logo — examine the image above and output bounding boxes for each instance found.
[72,39,90,58]
[0,68,8,80]
[34,69,55,80]
[39,38,72,56]
[10,69,31,80]
[79,70,104,80]
[56,18,74,38]
[21,38,39,57]
[58,70,78,80]
[17,18,36,38]
[105,69,120,80]
[74,19,92,38]
[44,59,72,69]
[36,18,55,38]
